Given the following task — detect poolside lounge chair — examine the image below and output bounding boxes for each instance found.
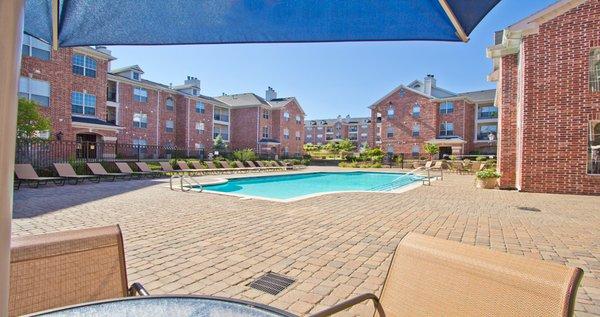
[275,161,294,170]
[158,161,178,174]
[191,161,219,175]
[234,160,260,172]
[14,164,65,189]
[425,161,444,180]
[255,160,283,172]
[115,162,157,178]
[54,163,101,184]
[9,225,148,316]
[135,162,168,177]
[219,161,246,173]
[87,163,131,181]
[310,232,583,317]
[175,161,203,175]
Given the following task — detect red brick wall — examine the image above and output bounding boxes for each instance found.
[516,1,600,194]
[20,48,110,141]
[230,107,258,151]
[117,81,158,145]
[370,89,438,155]
[497,54,519,189]
[278,100,305,156]
[186,99,215,152]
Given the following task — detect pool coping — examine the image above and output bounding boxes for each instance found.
[195,170,426,203]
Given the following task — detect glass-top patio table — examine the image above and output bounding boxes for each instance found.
[32,295,297,317]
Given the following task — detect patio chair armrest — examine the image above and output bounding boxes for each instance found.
[128,282,150,296]
[309,293,382,317]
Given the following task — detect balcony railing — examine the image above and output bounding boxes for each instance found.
[477,111,498,119]
[477,132,497,141]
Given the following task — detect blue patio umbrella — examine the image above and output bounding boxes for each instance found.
[24,0,500,48]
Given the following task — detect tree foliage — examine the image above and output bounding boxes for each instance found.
[232,148,256,161]
[17,98,52,140]
[213,135,228,152]
[423,143,439,159]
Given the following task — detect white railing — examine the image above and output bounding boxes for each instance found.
[170,174,202,192]
[369,167,426,192]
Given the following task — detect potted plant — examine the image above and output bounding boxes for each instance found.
[475,169,501,189]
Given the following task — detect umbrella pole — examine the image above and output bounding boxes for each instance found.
[0,0,24,315]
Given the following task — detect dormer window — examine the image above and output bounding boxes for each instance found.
[132,72,140,81]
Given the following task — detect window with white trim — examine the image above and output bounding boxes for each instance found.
[262,126,269,138]
[134,87,148,102]
[589,121,600,174]
[133,113,148,128]
[213,124,229,140]
[195,101,205,113]
[590,48,600,93]
[71,91,96,115]
[21,34,50,60]
[283,128,290,139]
[440,122,454,136]
[412,123,420,137]
[284,112,290,121]
[196,122,204,133]
[262,109,269,119]
[387,108,394,119]
[165,120,174,132]
[72,54,97,78]
[386,126,394,138]
[295,131,301,140]
[165,98,174,111]
[295,115,301,124]
[132,72,141,81]
[411,145,420,157]
[439,102,454,114]
[412,104,421,118]
[18,77,50,107]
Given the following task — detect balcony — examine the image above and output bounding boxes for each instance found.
[477,132,497,141]
[213,114,229,123]
[478,111,498,120]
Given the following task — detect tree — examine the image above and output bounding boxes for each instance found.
[423,143,439,160]
[17,98,52,140]
[337,139,356,159]
[213,135,227,153]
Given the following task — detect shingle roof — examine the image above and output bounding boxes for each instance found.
[457,89,496,102]
[215,93,271,108]
[110,65,144,74]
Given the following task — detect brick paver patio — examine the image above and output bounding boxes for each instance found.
[12,167,600,316]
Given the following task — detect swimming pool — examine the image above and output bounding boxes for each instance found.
[200,172,421,201]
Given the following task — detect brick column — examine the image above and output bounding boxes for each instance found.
[497,54,519,189]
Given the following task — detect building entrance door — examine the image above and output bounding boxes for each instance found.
[439,146,452,159]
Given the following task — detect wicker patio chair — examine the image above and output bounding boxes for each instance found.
[53,163,101,184]
[9,225,148,316]
[311,233,583,317]
[14,164,65,188]
[87,163,131,181]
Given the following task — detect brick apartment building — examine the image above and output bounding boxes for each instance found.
[18,39,304,159]
[487,0,599,195]
[369,75,497,158]
[304,115,371,148]
[216,87,306,157]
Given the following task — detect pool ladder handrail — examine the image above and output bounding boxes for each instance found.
[369,167,428,192]
[170,173,203,192]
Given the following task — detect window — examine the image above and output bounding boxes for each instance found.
[589,122,600,174]
[165,98,174,111]
[386,126,394,138]
[284,147,289,156]
[214,107,229,122]
[477,123,498,141]
[306,134,312,140]
[133,113,148,128]
[295,115,302,124]
[349,125,358,132]
[283,128,290,139]
[196,122,204,133]
[590,48,600,93]
[262,109,270,119]
[165,120,174,132]
[262,126,269,138]
[71,91,96,115]
[107,80,117,102]
[411,145,420,157]
[132,72,140,81]
[72,54,97,78]
[192,89,198,96]
[439,102,454,114]
[133,139,148,154]
[478,104,498,119]
[295,131,301,140]
[213,124,229,140]
[326,127,333,133]
[412,104,421,118]
[386,145,394,154]
[440,122,454,136]
[317,127,323,131]
[133,87,148,102]
[18,77,50,107]
[412,123,420,137]
[284,112,290,121]
[21,34,50,60]
[195,102,205,113]
[387,108,394,119]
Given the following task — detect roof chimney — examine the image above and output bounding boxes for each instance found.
[265,86,277,101]
[184,76,201,89]
[424,74,436,96]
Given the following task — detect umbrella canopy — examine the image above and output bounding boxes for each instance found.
[24,0,499,47]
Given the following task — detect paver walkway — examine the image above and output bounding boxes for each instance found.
[12,167,600,316]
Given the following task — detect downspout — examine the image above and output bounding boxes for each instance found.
[187,99,190,156]
[257,108,260,154]
[0,1,24,314]
[156,91,160,152]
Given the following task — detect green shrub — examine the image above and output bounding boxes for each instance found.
[476,168,501,179]
[475,155,487,161]
[233,149,257,161]
[371,162,382,168]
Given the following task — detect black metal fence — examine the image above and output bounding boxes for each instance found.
[15,140,206,168]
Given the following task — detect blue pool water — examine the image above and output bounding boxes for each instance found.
[201,172,419,200]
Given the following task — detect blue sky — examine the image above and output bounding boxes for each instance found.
[109,0,556,120]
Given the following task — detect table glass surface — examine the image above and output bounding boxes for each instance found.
[36,297,289,317]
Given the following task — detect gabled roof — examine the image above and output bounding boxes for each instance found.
[110,65,144,74]
[368,84,434,109]
[215,93,271,108]
[507,0,587,35]
[269,97,307,115]
[457,89,496,103]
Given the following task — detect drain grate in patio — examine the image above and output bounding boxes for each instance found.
[517,206,541,212]
[248,272,295,295]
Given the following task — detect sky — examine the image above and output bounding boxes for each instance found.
[108,0,556,120]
